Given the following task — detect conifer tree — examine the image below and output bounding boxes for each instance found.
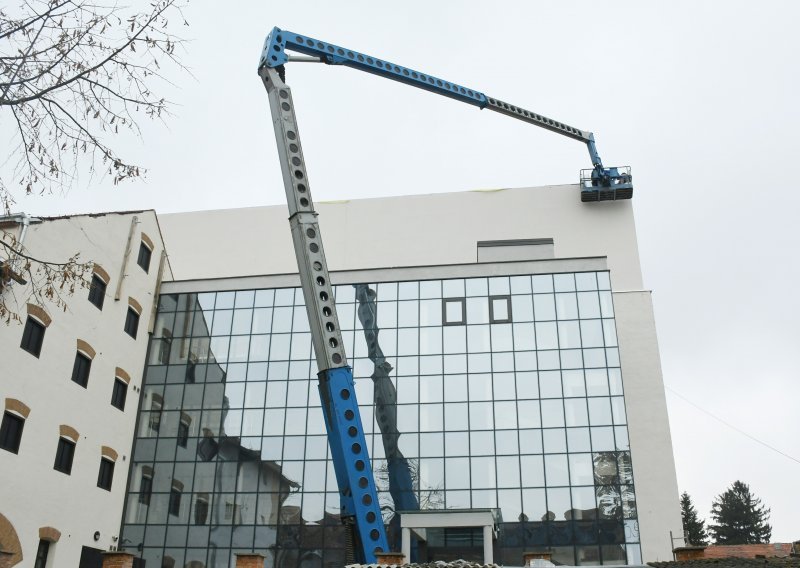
[680,492,708,545]
[709,481,772,544]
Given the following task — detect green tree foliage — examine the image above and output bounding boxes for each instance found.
[709,481,772,544]
[680,491,708,545]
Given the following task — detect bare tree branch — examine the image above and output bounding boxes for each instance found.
[0,0,190,212]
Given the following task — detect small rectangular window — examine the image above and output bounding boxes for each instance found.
[158,329,172,365]
[33,539,50,568]
[97,458,114,491]
[149,399,162,433]
[169,487,182,517]
[0,412,25,454]
[54,437,76,475]
[88,275,106,310]
[20,317,45,357]
[111,379,127,411]
[138,474,153,506]
[177,420,189,448]
[490,295,513,323]
[443,298,466,326]
[71,352,92,388]
[124,308,140,339]
[194,496,209,525]
[137,242,152,273]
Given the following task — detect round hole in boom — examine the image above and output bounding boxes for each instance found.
[287,131,296,140]
[299,198,309,207]
[344,409,354,420]
[289,143,298,152]
[319,290,327,300]
[281,102,291,111]
[349,426,358,437]
[329,337,338,348]
[316,276,325,285]
[310,243,319,253]
[370,529,380,541]
[313,261,322,271]
[340,388,351,400]
[325,322,335,332]
[332,353,342,364]
[291,157,301,166]
[306,228,316,238]
[323,306,332,316]
[293,170,304,179]
[295,36,303,43]
[279,90,289,99]
[358,476,368,488]
[276,35,283,42]
[362,494,373,505]
[273,45,281,52]
[337,48,344,55]
[355,459,365,471]
[351,442,361,454]
[297,184,306,193]
[366,511,376,523]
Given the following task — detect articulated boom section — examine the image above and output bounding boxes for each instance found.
[260,26,633,201]
[259,67,389,563]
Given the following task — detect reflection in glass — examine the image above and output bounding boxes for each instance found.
[127,272,638,566]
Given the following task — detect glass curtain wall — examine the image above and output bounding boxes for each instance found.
[121,271,641,567]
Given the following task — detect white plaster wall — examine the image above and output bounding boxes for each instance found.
[613,291,683,562]
[0,211,169,567]
[159,184,643,291]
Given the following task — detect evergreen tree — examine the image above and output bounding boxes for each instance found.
[709,481,772,544]
[680,492,708,545]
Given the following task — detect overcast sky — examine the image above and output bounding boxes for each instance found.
[7,1,800,542]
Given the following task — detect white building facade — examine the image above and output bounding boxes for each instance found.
[0,211,169,568]
[0,183,682,567]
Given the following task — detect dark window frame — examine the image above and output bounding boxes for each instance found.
[71,351,92,388]
[169,487,182,517]
[0,411,25,454]
[33,539,50,568]
[137,242,152,273]
[88,275,106,310]
[442,297,466,326]
[97,457,114,491]
[53,437,76,475]
[177,420,189,448]
[111,379,127,411]
[138,474,153,506]
[489,294,513,324]
[20,316,45,357]
[124,307,140,339]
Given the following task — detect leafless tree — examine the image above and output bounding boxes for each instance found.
[0,0,189,321]
[0,228,91,323]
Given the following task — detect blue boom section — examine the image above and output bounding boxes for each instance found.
[318,366,389,563]
[259,27,633,201]
[260,27,488,109]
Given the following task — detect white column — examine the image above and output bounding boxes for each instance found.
[483,524,493,564]
[402,527,412,561]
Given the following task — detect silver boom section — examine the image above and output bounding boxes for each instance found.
[260,67,348,372]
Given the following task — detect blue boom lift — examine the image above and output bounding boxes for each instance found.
[257,27,633,564]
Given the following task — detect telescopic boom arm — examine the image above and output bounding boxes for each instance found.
[257,27,634,564]
[259,26,633,201]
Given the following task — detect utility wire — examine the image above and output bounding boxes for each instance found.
[666,386,800,466]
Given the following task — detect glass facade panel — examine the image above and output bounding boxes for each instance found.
[123,271,637,565]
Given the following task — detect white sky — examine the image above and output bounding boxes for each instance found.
[7,1,800,542]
